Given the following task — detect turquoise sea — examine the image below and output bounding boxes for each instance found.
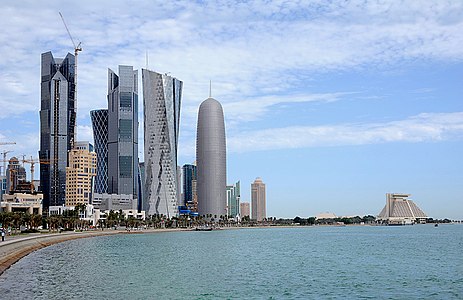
[0,225,462,299]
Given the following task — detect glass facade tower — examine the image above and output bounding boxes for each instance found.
[142,69,182,218]
[39,51,76,208]
[107,66,138,199]
[90,109,108,194]
[227,181,240,217]
[182,164,197,206]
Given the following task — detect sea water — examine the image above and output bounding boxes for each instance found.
[0,225,462,299]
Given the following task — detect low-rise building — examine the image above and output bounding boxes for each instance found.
[48,205,73,216]
[93,208,146,226]
[1,192,43,215]
[93,193,137,211]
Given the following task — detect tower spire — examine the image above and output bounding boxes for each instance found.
[209,80,212,98]
[145,51,149,70]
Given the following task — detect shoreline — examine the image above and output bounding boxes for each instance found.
[0,228,187,276]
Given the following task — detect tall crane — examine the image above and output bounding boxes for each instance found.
[59,12,82,148]
[22,156,39,192]
[0,143,16,176]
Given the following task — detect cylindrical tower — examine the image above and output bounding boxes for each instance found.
[196,97,227,220]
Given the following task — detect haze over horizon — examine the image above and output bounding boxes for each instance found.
[0,0,462,219]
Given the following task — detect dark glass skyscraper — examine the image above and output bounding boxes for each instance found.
[39,51,76,208]
[182,164,197,206]
[107,66,138,199]
[90,109,108,194]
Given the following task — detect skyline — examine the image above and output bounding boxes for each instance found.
[0,1,462,219]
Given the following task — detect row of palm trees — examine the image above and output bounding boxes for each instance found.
[0,203,91,234]
[0,208,270,235]
[0,211,43,234]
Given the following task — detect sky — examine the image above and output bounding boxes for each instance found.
[0,0,462,219]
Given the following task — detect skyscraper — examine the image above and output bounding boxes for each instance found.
[227,181,240,217]
[196,97,227,219]
[251,177,266,222]
[90,109,108,194]
[39,51,76,208]
[182,164,197,206]
[142,69,182,217]
[138,162,145,212]
[107,66,138,200]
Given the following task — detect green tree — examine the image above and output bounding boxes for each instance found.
[47,216,60,232]
[22,213,32,230]
[12,213,22,234]
[31,214,42,229]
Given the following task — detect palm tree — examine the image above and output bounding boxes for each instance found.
[74,203,87,220]
[22,213,32,230]
[31,214,43,229]
[47,216,59,232]
[0,212,13,232]
[11,213,22,234]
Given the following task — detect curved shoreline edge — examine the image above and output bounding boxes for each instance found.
[0,228,187,276]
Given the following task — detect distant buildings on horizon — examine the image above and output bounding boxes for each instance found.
[251,177,266,222]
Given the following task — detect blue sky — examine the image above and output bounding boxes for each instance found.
[0,0,462,219]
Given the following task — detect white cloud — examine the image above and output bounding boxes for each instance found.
[227,112,463,153]
[222,92,352,122]
[0,0,462,121]
[1,1,462,163]
[76,125,94,144]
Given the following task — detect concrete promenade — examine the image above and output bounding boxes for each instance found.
[0,228,186,276]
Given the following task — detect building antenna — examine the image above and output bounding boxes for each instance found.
[209,80,212,98]
[145,51,149,70]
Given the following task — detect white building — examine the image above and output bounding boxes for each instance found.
[93,193,137,211]
[315,212,337,220]
[377,193,427,225]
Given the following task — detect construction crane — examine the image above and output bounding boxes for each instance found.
[1,149,14,176]
[22,156,39,191]
[59,12,82,148]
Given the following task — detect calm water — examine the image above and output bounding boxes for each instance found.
[0,225,462,299]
